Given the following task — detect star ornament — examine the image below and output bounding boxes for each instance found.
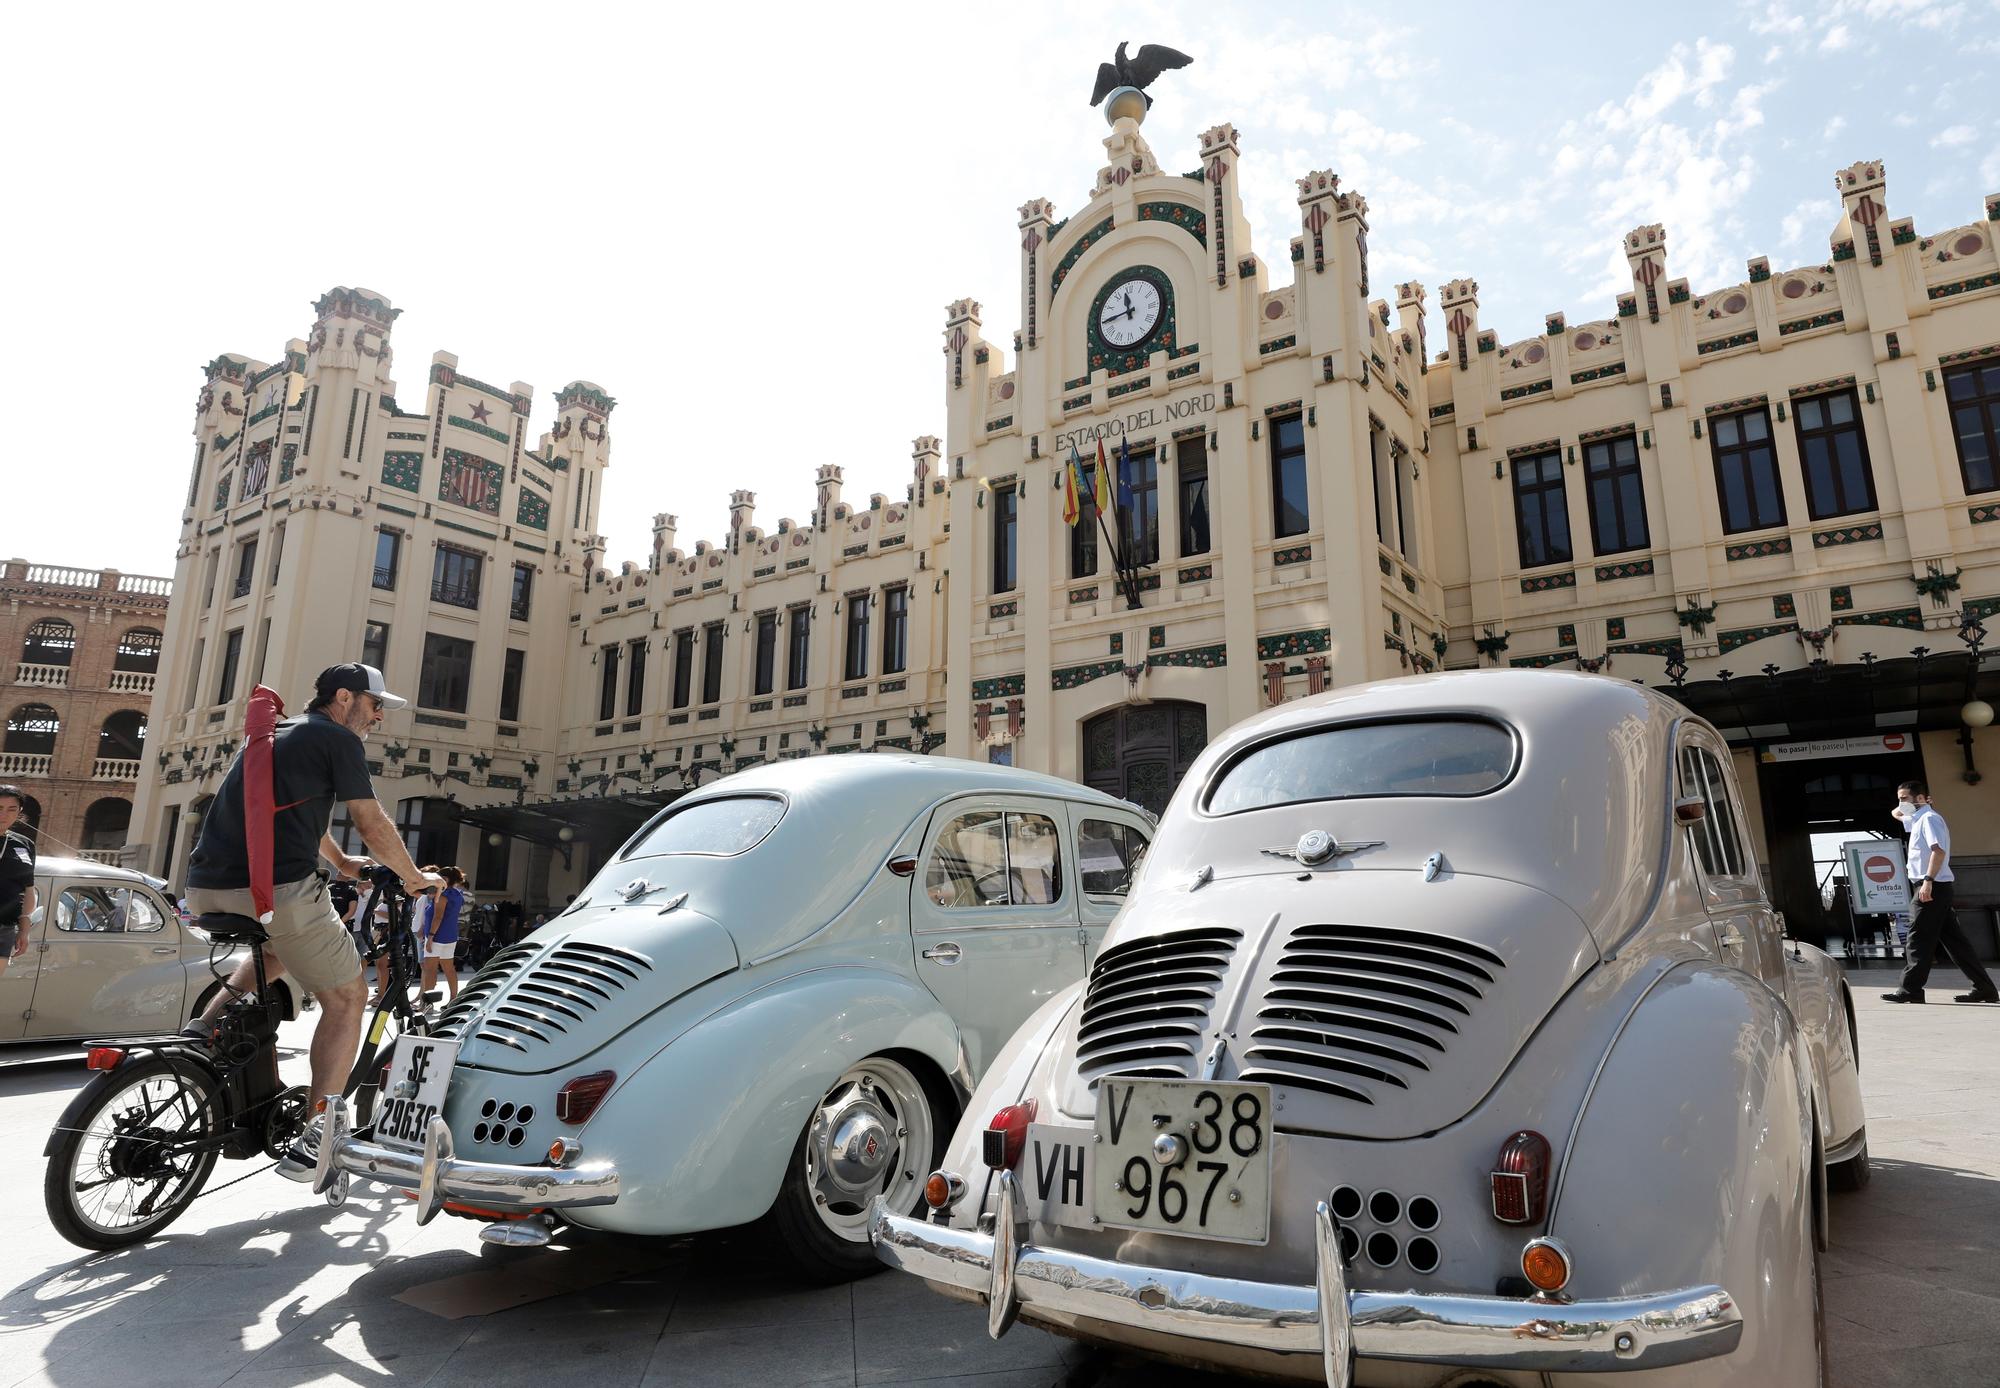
[469,399,492,423]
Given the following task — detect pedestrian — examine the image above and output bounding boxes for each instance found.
[182,662,442,1180]
[0,785,37,978]
[420,865,464,1003]
[1882,780,1999,1005]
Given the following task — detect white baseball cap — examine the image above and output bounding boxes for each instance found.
[315,662,408,710]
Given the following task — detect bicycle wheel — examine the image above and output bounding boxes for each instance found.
[45,1054,224,1250]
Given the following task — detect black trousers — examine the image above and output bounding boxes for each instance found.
[1898,881,1999,997]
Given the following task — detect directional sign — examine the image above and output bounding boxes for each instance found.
[1842,839,1909,916]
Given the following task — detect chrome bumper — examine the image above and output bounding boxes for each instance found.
[311,1095,620,1225]
[872,1173,1742,1387]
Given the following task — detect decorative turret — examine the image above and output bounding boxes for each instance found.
[307,287,399,390]
[1833,158,1890,267]
[1199,123,1241,288]
[651,513,677,573]
[1017,200,1055,353]
[1395,281,1428,375]
[1624,224,1668,324]
[1439,278,1480,373]
[550,380,615,539]
[728,491,756,552]
[943,299,981,393]
[814,465,844,529]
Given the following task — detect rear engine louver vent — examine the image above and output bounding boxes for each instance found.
[1075,927,1243,1084]
[433,942,538,1040]
[447,941,655,1054]
[1238,923,1503,1105]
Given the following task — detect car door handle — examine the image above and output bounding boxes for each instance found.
[152,946,178,955]
[921,942,963,965]
[1718,925,1745,950]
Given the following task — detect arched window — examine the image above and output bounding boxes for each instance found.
[82,797,132,850]
[22,619,76,668]
[4,704,60,756]
[98,710,147,762]
[114,628,163,674]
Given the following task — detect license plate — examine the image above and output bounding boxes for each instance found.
[1091,1078,1272,1243]
[374,1035,459,1153]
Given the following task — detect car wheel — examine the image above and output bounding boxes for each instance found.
[768,1055,947,1284]
[1828,1132,1871,1192]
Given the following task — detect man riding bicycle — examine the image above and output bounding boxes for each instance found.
[184,662,441,1180]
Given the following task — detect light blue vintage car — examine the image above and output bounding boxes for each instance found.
[317,753,1154,1278]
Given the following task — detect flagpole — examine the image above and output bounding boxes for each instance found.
[1091,499,1140,610]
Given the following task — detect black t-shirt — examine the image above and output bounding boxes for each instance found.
[188,710,374,890]
[0,829,34,925]
[329,879,360,920]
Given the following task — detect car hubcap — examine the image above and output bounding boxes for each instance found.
[805,1059,932,1242]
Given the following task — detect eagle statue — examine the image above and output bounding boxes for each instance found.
[1089,41,1193,108]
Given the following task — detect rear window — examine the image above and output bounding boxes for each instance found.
[622,795,785,859]
[1206,719,1516,815]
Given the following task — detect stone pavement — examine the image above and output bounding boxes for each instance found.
[0,968,1993,1388]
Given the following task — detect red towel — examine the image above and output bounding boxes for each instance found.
[244,685,285,922]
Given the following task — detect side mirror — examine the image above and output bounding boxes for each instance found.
[1674,796,1707,825]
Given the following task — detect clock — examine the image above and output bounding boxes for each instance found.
[1097,273,1164,349]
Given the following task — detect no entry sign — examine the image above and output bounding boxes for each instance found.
[1842,839,1910,916]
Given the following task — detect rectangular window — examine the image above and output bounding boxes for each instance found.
[1270,414,1309,538]
[1078,819,1150,897]
[844,594,871,682]
[1709,406,1786,533]
[1370,425,1391,546]
[510,562,533,621]
[1794,390,1876,519]
[1584,433,1650,555]
[269,523,285,583]
[202,549,219,609]
[881,586,908,675]
[185,637,204,710]
[672,629,695,709]
[499,647,525,723]
[1070,463,1099,578]
[626,639,646,716]
[372,531,400,591]
[418,633,473,713]
[1121,449,1160,567]
[1176,437,1209,557]
[787,606,811,690]
[1393,446,1414,562]
[361,620,389,673]
[216,628,243,704]
[702,622,724,703]
[430,545,483,610]
[598,644,620,722]
[992,482,1019,592]
[1947,360,2000,495]
[1510,449,1572,569]
[232,539,257,599]
[754,612,778,695]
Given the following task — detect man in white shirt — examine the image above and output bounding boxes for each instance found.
[1883,780,1998,1005]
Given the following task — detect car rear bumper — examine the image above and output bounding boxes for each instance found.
[312,1095,619,1223]
[872,1172,1742,1386]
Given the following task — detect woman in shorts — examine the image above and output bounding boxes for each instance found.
[420,865,465,1003]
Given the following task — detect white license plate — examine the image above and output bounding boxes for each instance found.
[1091,1078,1272,1243]
[374,1035,459,1153]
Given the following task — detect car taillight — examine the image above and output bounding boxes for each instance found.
[554,1071,615,1125]
[86,1047,125,1071]
[1490,1129,1552,1225]
[981,1099,1037,1170]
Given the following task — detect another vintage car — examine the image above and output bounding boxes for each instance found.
[874,671,1867,1387]
[317,754,1154,1278]
[0,855,288,1045]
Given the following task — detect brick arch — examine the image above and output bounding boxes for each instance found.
[4,703,60,755]
[114,626,163,673]
[21,618,75,668]
[98,709,147,761]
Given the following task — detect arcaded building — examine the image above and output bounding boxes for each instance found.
[128,111,2000,945]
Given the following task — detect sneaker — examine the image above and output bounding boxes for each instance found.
[1880,990,1925,1004]
[180,1020,218,1043]
[275,1119,322,1184]
[1952,990,2000,1004]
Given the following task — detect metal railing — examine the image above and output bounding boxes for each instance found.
[14,662,69,688]
[93,758,142,781]
[0,752,52,777]
[76,849,124,864]
[431,581,481,610]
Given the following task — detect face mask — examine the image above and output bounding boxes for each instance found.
[1895,800,1917,821]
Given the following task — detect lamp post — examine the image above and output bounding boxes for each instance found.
[1958,616,1989,784]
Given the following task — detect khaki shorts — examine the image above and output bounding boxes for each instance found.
[186,877,362,996]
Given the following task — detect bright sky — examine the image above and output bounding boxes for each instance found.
[7,1,1996,579]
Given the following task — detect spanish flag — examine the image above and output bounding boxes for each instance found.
[1063,446,1084,527]
[1094,438,1116,518]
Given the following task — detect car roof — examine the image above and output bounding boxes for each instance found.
[33,855,158,887]
[674,752,1146,819]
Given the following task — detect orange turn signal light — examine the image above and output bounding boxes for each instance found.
[923,1170,965,1210]
[1521,1236,1573,1294]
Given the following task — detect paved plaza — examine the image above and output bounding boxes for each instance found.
[0,968,1994,1388]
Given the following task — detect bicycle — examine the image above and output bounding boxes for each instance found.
[42,865,434,1250]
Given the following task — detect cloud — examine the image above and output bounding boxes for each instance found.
[1932,124,1978,147]
[1823,116,1847,142]
[1820,23,1855,49]
[1780,199,1838,253]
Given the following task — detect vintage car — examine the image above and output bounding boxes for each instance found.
[873,671,1868,1387]
[317,753,1155,1279]
[0,855,288,1045]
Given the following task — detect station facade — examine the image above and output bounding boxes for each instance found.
[125,114,2000,945]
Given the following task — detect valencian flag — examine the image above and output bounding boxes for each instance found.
[243,684,285,923]
[1094,438,1116,519]
[1063,446,1085,526]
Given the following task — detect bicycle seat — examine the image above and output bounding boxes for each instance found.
[196,912,269,944]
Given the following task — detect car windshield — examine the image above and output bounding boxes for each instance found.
[622,795,785,859]
[1206,719,1516,814]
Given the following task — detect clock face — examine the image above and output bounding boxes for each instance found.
[1098,276,1164,348]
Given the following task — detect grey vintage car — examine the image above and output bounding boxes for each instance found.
[875,671,1867,1387]
[0,855,286,1044]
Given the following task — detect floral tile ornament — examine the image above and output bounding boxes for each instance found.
[1256,628,1331,659]
[516,489,550,531]
[382,451,424,494]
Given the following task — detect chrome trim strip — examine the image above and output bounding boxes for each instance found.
[872,1204,1742,1372]
[321,1104,621,1212]
[1314,1201,1354,1388]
